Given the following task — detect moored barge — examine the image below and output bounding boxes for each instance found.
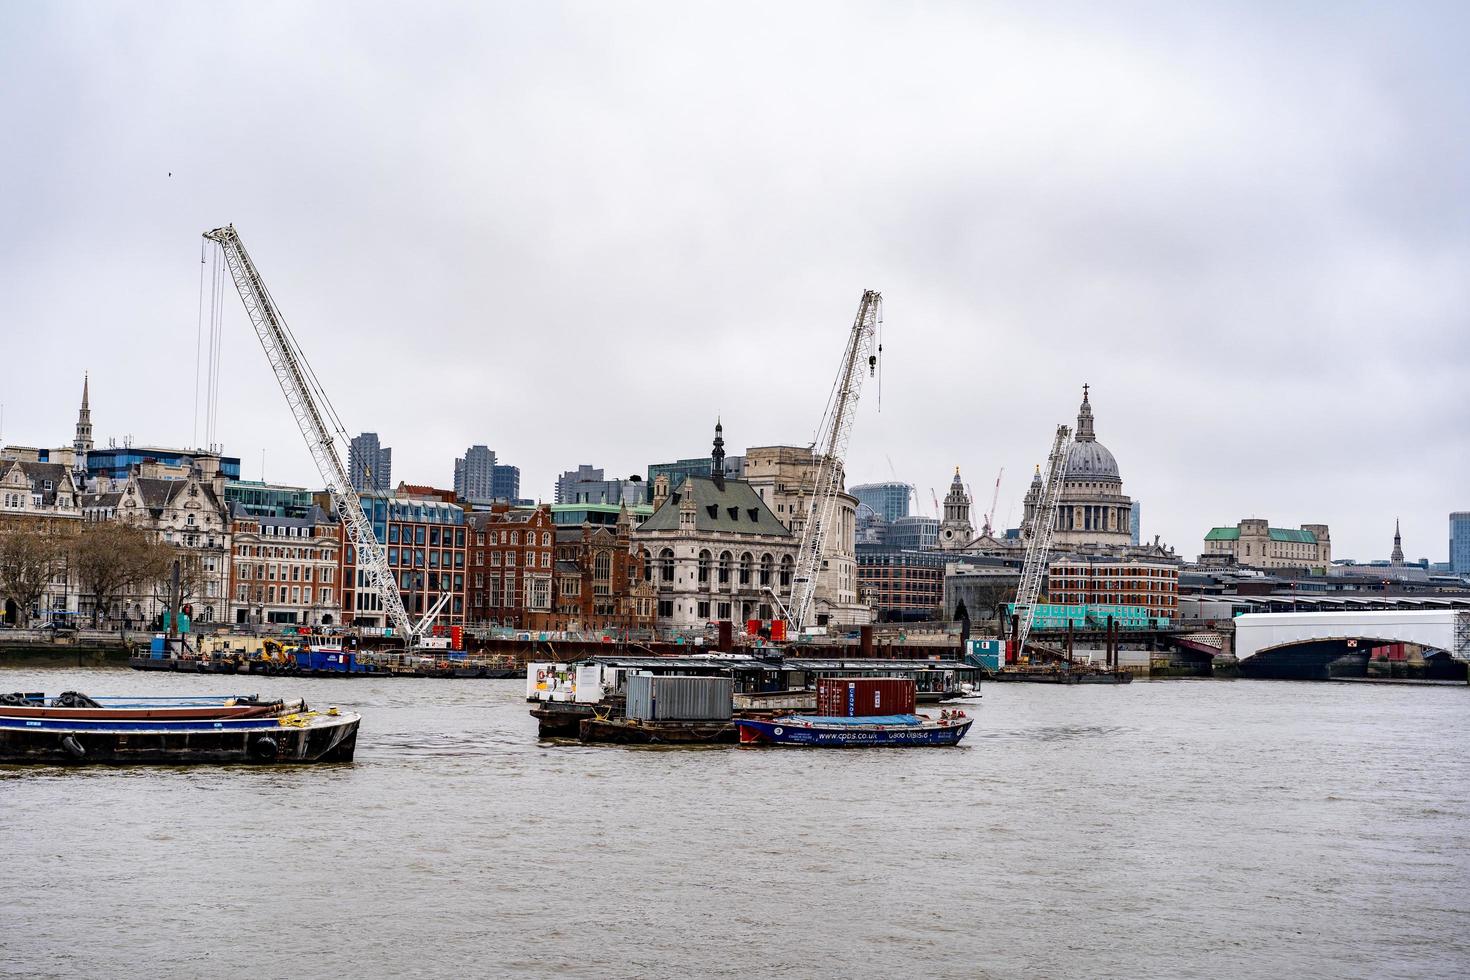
[0,692,359,765]
[735,712,973,747]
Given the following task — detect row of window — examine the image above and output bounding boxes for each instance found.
[235,563,335,584]
[474,550,553,569]
[474,529,552,547]
[388,548,466,569]
[386,525,468,548]
[235,585,335,606]
[2,492,45,508]
[239,544,332,561]
[469,574,554,611]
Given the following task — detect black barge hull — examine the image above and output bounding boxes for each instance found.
[0,716,359,765]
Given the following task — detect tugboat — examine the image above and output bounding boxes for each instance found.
[0,692,360,765]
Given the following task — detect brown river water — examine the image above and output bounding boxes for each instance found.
[2,668,1467,980]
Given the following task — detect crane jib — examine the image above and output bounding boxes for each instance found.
[787,289,882,634]
[203,225,419,646]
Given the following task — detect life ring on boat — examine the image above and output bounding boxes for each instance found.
[250,735,279,761]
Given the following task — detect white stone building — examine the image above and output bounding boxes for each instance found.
[742,442,869,626]
[634,430,798,630]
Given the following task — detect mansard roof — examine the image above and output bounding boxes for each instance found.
[639,476,791,537]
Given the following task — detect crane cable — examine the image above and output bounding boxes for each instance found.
[202,238,355,464]
[192,241,206,449]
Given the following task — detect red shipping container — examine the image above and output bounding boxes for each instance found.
[770,619,787,642]
[451,625,463,651]
[746,619,762,635]
[816,677,916,717]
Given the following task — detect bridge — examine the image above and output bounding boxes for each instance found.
[1234,610,1470,680]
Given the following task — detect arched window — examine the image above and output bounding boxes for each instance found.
[698,549,711,585]
[542,532,551,546]
[739,552,753,587]
[641,549,653,582]
[659,548,675,584]
[780,555,793,588]
[594,551,611,579]
[718,551,732,585]
[759,553,773,587]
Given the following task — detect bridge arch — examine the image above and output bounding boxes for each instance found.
[1235,611,1469,680]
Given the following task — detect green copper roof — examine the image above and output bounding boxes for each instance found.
[1205,526,1317,544]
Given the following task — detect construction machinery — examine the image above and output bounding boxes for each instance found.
[786,290,883,633]
[1012,425,1073,660]
[204,225,432,649]
[981,468,1004,538]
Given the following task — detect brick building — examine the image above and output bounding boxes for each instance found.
[227,503,343,627]
[548,508,656,632]
[1046,557,1178,620]
[856,550,947,622]
[465,505,557,629]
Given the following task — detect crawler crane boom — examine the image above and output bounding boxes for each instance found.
[203,225,416,645]
[787,290,882,633]
[1013,425,1073,659]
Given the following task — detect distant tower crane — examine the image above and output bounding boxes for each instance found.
[203,225,425,646]
[786,290,883,633]
[981,467,1004,538]
[1012,425,1074,660]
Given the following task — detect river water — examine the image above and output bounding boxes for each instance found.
[2,668,1467,980]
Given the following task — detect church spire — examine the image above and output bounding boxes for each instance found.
[74,372,93,455]
[1391,518,1404,566]
[1076,383,1095,441]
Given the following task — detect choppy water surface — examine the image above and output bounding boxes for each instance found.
[3,669,1467,979]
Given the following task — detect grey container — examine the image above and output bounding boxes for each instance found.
[625,674,734,722]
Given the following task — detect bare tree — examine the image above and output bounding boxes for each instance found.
[962,580,1017,623]
[0,526,63,627]
[72,523,165,627]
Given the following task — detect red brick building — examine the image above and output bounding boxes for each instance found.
[1047,558,1178,620]
[548,513,656,632]
[466,505,557,629]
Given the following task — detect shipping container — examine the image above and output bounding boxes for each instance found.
[966,639,1004,670]
[626,674,734,721]
[816,677,916,717]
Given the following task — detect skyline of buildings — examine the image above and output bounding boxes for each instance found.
[1,375,1462,581]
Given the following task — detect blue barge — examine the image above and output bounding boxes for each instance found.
[735,712,973,747]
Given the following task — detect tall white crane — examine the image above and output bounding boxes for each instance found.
[203,225,416,645]
[1013,425,1073,659]
[787,289,882,633]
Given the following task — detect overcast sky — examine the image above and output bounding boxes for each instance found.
[2,2,1466,562]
